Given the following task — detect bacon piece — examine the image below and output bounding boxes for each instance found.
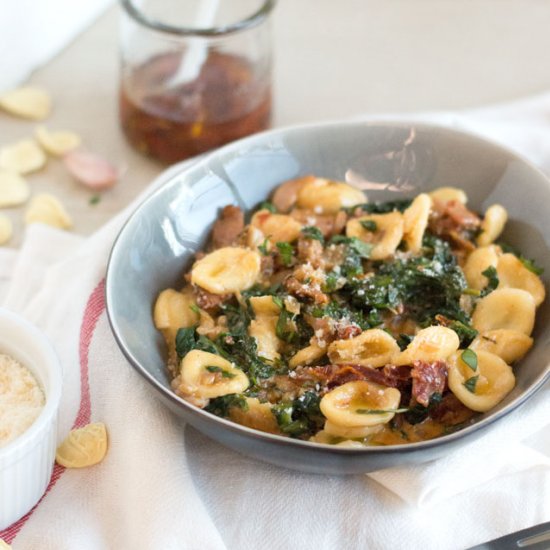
[410,360,448,407]
[211,205,244,249]
[335,323,362,340]
[294,364,411,391]
[193,286,230,311]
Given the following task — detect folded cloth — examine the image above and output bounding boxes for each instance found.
[0,0,113,91]
[2,95,550,550]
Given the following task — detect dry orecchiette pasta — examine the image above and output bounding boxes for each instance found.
[448,350,515,412]
[156,176,545,447]
[472,288,536,335]
[403,193,432,252]
[191,246,261,294]
[345,211,404,260]
[296,177,366,213]
[469,329,533,364]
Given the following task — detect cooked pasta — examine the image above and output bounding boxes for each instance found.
[154,176,545,446]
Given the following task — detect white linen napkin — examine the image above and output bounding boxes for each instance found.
[0,0,113,92]
[1,95,550,549]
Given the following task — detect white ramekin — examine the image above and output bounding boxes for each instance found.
[0,308,62,530]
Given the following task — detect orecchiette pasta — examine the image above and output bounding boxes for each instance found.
[428,186,467,204]
[153,288,199,358]
[476,204,508,246]
[191,246,261,294]
[289,341,328,368]
[328,329,400,368]
[251,210,303,244]
[249,315,281,361]
[229,397,280,434]
[403,193,432,252]
[472,288,536,335]
[496,253,546,306]
[448,350,515,412]
[180,350,249,399]
[156,176,545,446]
[320,381,401,428]
[296,177,366,213]
[345,211,404,260]
[463,245,500,291]
[395,326,459,366]
[469,329,533,364]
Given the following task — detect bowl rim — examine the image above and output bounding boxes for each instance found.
[105,118,550,455]
[0,307,62,459]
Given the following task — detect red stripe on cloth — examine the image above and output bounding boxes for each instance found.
[1,279,106,544]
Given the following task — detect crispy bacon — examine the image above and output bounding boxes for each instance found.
[211,205,244,249]
[410,360,448,407]
[293,364,412,392]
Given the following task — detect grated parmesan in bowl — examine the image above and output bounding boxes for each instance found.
[0,308,62,530]
[0,353,45,448]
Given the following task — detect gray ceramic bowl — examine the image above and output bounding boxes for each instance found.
[106,121,550,474]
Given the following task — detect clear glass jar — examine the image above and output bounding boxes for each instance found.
[119,0,276,164]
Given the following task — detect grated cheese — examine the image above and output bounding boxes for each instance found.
[0,353,45,447]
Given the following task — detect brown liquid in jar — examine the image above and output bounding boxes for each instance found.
[120,51,272,164]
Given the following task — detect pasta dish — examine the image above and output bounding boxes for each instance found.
[154,176,545,446]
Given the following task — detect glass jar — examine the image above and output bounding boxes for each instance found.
[119,0,276,164]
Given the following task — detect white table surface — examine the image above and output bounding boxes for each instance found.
[2,0,550,247]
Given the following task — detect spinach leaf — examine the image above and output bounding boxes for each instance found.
[205,394,249,417]
[273,391,324,438]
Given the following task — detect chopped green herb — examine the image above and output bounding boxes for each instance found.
[301,226,325,243]
[360,220,377,232]
[258,237,270,256]
[322,271,344,293]
[480,266,499,297]
[205,365,236,378]
[271,296,284,310]
[405,392,443,425]
[276,307,297,343]
[461,349,478,371]
[89,194,101,206]
[276,241,294,266]
[355,408,409,415]
[463,375,479,393]
[259,201,277,213]
[189,304,200,315]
